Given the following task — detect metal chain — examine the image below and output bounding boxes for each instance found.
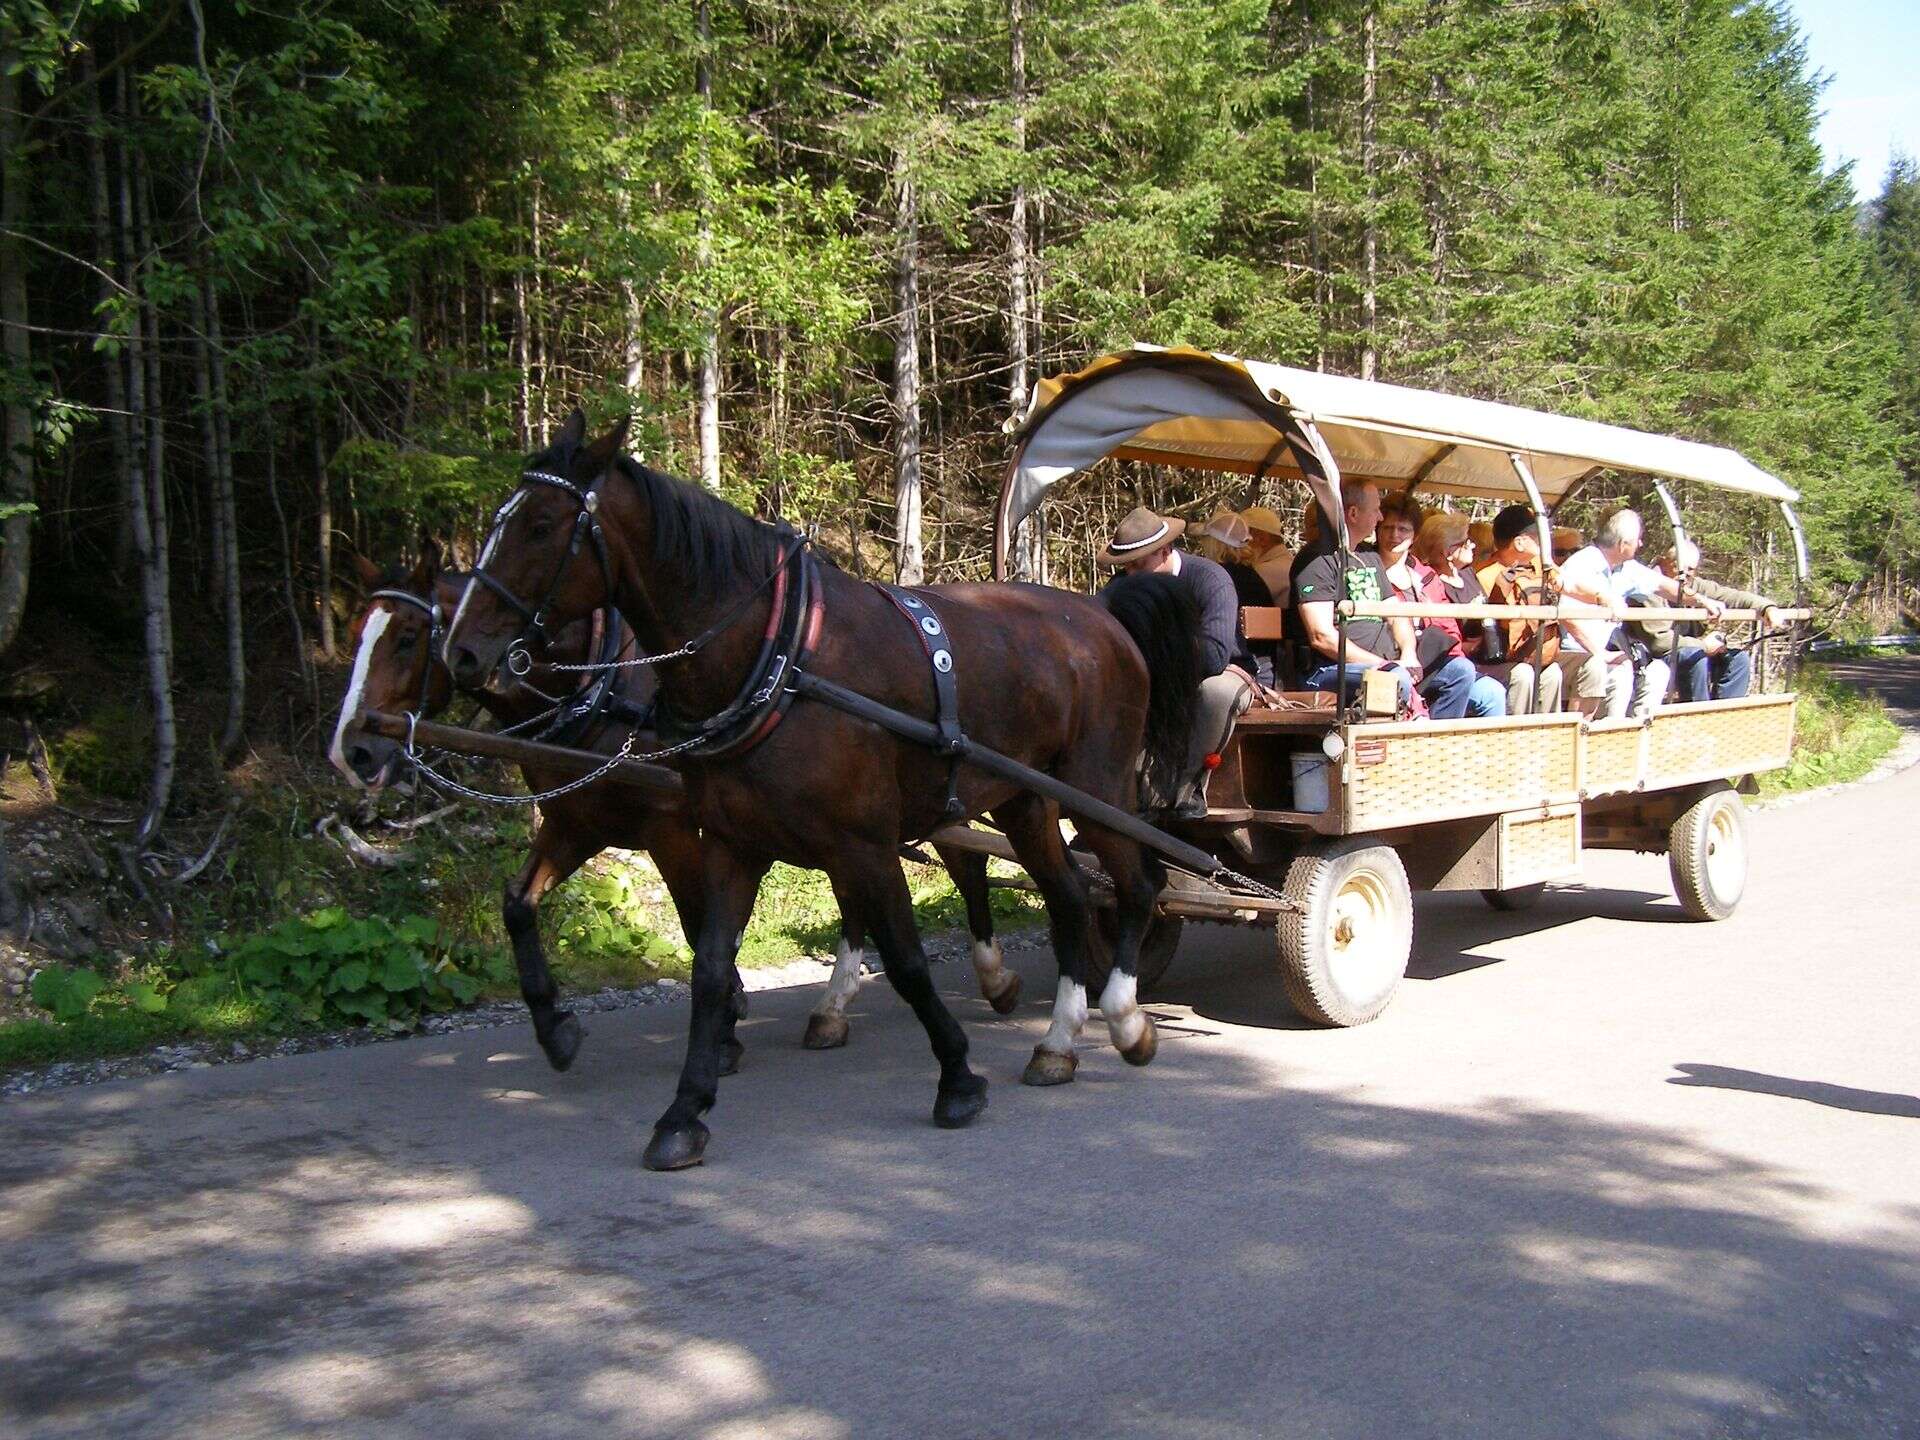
[1208,864,1287,903]
[394,713,706,808]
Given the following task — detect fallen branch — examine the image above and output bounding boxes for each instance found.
[380,802,460,834]
[171,811,234,884]
[315,814,411,869]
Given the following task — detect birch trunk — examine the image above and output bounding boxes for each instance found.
[1006,0,1045,583]
[84,54,133,578]
[694,0,722,489]
[310,313,335,659]
[0,51,33,654]
[115,76,175,848]
[1360,5,1378,381]
[891,152,924,586]
[205,279,245,759]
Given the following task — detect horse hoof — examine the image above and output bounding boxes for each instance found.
[1118,1015,1159,1068]
[983,969,1023,1016]
[1021,1047,1077,1086]
[542,1012,584,1072]
[731,987,750,1021]
[643,1121,710,1171]
[718,1038,745,1077]
[933,1074,988,1129]
[803,1012,850,1050]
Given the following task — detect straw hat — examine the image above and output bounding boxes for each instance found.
[1240,506,1287,537]
[1097,506,1185,567]
[1199,507,1251,550]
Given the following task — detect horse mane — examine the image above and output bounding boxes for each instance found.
[610,454,782,604]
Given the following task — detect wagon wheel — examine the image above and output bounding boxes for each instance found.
[1668,783,1748,921]
[1082,908,1184,999]
[1276,838,1413,1027]
[1481,883,1546,911]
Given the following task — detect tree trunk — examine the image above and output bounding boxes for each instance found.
[310,313,335,659]
[531,182,548,446]
[85,54,135,575]
[512,233,531,450]
[892,150,924,586]
[115,74,175,849]
[260,392,311,686]
[204,279,245,760]
[695,0,722,490]
[0,50,33,656]
[1006,0,1046,583]
[1360,4,1378,381]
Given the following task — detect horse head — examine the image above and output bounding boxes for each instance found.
[443,409,631,690]
[329,538,461,790]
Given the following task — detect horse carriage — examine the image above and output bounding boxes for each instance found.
[333,344,1808,1167]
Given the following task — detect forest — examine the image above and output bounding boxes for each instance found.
[3,0,1919,861]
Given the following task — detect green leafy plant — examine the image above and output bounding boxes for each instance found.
[221,907,513,1032]
[29,966,106,1022]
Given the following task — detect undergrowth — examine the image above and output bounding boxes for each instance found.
[1759,667,1902,795]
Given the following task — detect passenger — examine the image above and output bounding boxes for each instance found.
[1098,506,1254,818]
[1557,508,1699,717]
[1474,503,1564,715]
[1370,494,1476,718]
[1199,508,1280,688]
[1410,513,1506,718]
[1468,519,1496,558]
[1551,526,1584,567]
[1289,482,1418,713]
[1371,492,1426,599]
[1240,505,1296,607]
[1659,539,1784,701]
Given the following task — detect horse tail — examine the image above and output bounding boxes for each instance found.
[1099,571,1204,807]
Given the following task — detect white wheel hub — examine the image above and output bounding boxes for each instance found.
[1325,869,1400,1008]
[1703,802,1745,901]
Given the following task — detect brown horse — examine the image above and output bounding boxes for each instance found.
[328,546,1020,1075]
[442,412,1201,1169]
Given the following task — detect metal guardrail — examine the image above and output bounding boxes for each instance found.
[1807,634,1920,653]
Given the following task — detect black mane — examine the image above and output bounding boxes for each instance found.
[523,434,782,605]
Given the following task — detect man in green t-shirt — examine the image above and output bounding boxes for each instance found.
[1289,480,1416,708]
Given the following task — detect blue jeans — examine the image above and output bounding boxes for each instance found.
[1418,655,1506,719]
[1675,645,1752,702]
[1303,662,1414,709]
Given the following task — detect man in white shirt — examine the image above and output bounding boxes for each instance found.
[1556,508,1718,717]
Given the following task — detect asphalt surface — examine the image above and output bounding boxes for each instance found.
[5,722,1919,1438]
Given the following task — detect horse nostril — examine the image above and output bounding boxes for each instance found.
[348,744,376,776]
[449,646,481,684]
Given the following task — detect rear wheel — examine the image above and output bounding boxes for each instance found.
[1278,838,1413,1026]
[1481,883,1546,912]
[1083,910,1183,998]
[1669,784,1747,921]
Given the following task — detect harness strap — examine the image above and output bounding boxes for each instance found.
[876,584,967,822]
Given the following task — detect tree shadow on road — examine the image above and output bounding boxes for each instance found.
[1669,1063,1920,1118]
[2,974,1917,1440]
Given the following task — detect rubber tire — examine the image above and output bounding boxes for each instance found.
[1278,838,1413,1027]
[1669,784,1747,921]
[1082,911,1183,999]
[1481,883,1546,912]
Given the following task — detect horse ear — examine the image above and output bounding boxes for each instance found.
[583,416,631,471]
[557,408,588,449]
[412,530,443,582]
[351,552,383,589]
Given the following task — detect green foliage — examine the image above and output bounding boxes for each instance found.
[29,965,105,1022]
[1759,668,1902,795]
[48,703,150,802]
[219,907,513,1031]
[542,865,691,986]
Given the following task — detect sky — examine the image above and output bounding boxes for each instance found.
[1785,0,1920,201]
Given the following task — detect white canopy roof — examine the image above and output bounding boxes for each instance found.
[1000,347,1798,543]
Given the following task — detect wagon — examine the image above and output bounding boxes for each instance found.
[925,344,1813,1025]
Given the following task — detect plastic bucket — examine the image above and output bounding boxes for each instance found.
[1290,751,1331,813]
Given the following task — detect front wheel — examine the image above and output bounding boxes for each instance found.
[1669,784,1748,921]
[1277,838,1413,1026]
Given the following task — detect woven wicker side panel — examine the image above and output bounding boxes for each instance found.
[1646,701,1795,785]
[1582,725,1644,798]
[1347,725,1579,829]
[1500,808,1581,885]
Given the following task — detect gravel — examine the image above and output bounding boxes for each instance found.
[0,927,1049,1102]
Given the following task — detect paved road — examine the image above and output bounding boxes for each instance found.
[5,764,1919,1438]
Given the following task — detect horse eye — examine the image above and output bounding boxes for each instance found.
[394,629,417,652]
[528,517,555,542]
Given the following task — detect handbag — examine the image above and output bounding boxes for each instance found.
[1414,624,1456,674]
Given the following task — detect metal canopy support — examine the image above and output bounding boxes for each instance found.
[1779,503,1811,584]
[1650,478,1689,563]
[1507,453,1553,563]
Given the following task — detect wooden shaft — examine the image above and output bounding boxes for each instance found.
[1336,601,1810,624]
[359,709,686,799]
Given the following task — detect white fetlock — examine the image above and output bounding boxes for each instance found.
[1039,975,1088,1055]
[812,936,863,1022]
[971,939,1017,1003]
[1099,970,1145,1052]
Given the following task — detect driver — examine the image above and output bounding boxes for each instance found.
[1098,506,1254,819]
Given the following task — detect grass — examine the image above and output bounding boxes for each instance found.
[0,980,275,1070]
[1759,667,1903,797]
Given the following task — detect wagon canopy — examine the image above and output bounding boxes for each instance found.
[993,345,1799,576]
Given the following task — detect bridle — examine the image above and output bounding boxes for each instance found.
[463,468,618,679]
[368,587,448,718]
